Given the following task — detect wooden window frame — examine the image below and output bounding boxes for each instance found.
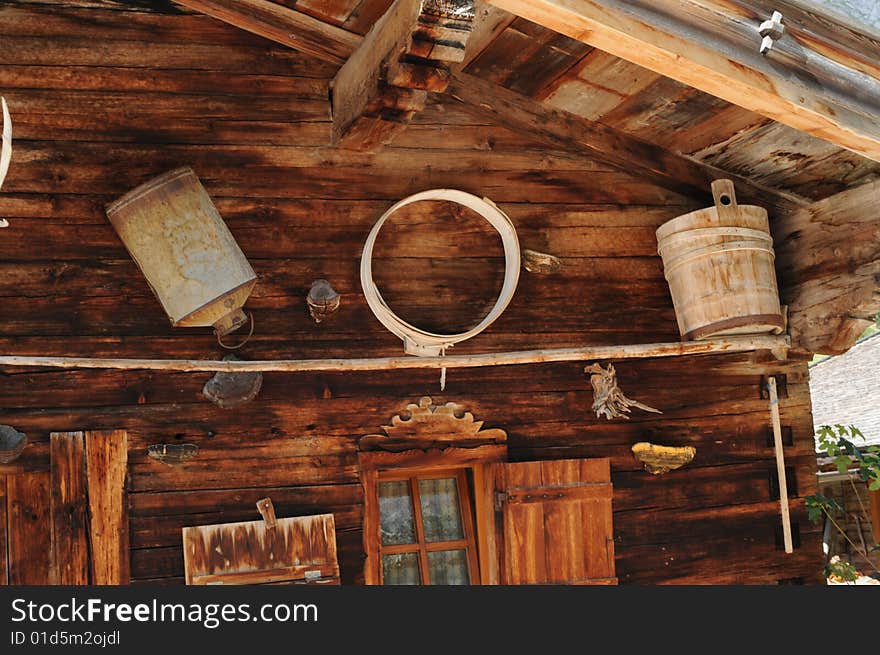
[378,468,479,584]
[360,445,506,585]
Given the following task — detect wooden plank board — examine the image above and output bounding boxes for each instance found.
[488,0,880,161]
[49,432,90,585]
[7,472,51,585]
[498,457,615,584]
[85,430,130,585]
[183,512,339,584]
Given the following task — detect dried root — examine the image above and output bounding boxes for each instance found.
[584,362,662,420]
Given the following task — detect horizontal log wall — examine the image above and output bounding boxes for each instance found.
[0,0,823,585]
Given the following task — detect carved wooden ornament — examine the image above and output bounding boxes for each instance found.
[359,396,507,452]
[631,442,696,475]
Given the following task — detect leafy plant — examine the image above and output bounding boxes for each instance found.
[815,425,880,491]
[825,557,859,583]
[806,424,880,581]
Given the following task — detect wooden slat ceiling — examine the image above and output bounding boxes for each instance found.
[268,0,879,202]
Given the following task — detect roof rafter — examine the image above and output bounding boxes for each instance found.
[487,0,880,162]
[173,0,808,213]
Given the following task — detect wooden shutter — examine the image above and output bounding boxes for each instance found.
[183,513,340,585]
[497,457,616,585]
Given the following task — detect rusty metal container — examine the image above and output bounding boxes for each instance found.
[656,179,784,340]
[106,167,257,336]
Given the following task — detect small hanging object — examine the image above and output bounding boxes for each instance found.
[147,442,199,465]
[521,249,562,274]
[202,354,263,409]
[106,167,258,342]
[585,362,662,420]
[631,442,695,475]
[307,279,341,323]
[0,425,27,464]
[758,11,784,55]
[0,96,12,229]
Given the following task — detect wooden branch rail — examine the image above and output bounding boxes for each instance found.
[0,336,788,372]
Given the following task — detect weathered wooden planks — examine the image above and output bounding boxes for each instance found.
[49,432,90,585]
[774,180,880,354]
[85,430,130,584]
[498,458,615,584]
[7,472,52,585]
[487,0,880,161]
[0,1,830,587]
[183,512,339,585]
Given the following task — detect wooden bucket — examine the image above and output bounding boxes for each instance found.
[656,180,784,340]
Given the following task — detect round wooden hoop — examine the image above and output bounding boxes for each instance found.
[360,189,521,356]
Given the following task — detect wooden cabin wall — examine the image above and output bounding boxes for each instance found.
[0,0,823,585]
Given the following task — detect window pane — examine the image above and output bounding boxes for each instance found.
[382,553,421,585]
[378,480,416,546]
[418,477,464,542]
[428,550,470,585]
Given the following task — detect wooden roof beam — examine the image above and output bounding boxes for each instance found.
[174,0,807,213]
[774,180,880,354]
[330,0,476,152]
[487,0,880,162]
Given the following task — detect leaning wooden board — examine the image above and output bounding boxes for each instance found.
[183,513,339,585]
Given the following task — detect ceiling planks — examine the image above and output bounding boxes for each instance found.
[170,0,809,212]
[487,0,880,162]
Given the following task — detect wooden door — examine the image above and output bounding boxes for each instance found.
[183,513,340,585]
[497,457,616,585]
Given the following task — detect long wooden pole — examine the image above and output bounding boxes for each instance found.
[0,335,788,373]
[767,376,794,554]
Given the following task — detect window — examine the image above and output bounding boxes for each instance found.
[378,469,479,585]
[359,397,617,585]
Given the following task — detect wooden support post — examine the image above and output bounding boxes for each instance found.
[0,335,790,373]
[767,377,793,554]
[49,432,90,585]
[85,430,130,585]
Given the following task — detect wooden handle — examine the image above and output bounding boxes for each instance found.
[256,497,277,529]
[710,179,738,223]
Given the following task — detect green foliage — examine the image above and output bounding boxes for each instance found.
[812,424,880,581]
[825,558,860,583]
[805,494,843,524]
[815,424,880,491]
